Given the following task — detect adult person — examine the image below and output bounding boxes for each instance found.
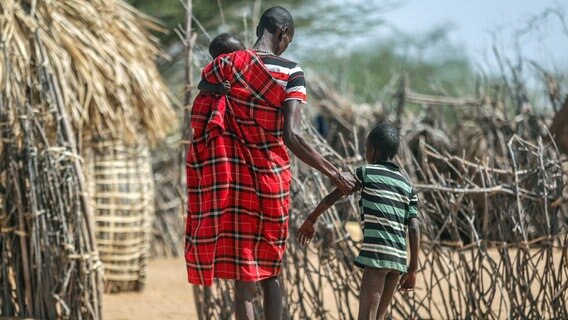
[185,6,355,320]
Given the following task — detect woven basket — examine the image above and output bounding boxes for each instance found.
[84,139,154,293]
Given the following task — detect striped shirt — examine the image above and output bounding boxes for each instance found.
[353,162,418,273]
[256,52,307,104]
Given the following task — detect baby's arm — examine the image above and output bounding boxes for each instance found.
[400,217,420,291]
[297,188,344,245]
[197,79,231,94]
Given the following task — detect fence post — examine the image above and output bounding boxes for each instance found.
[395,75,407,127]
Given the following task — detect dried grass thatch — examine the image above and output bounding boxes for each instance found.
[1,0,176,145]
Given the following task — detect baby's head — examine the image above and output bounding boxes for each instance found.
[365,122,400,164]
[209,33,245,59]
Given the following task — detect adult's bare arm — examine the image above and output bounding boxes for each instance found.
[283,100,355,194]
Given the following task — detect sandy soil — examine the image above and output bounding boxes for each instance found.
[103,258,198,320]
[102,240,564,319]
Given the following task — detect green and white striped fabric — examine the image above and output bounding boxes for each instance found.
[353,162,418,273]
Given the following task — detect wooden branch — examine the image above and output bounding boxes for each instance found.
[406,90,481,107]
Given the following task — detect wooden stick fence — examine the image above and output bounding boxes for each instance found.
[192,120,567,319]
[150,138,185,258]
[0,31,102,319]
[182,5,566,317]
[390,129,567,319]
[189,88,567,319]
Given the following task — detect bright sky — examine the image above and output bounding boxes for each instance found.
[382,0,568,68]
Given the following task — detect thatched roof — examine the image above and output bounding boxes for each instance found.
[1,0,176,145]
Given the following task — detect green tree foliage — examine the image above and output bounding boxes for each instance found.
[129,0,476,105]
[305,24,475,103]
[128,0,309,45]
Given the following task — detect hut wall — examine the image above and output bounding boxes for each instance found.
[85,139,154,293]
[0,22,102,319]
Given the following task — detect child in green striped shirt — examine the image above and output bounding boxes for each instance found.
[298,122,420,320]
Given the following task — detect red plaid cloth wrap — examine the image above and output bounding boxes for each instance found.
[186,50,292,286]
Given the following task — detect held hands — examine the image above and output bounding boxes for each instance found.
[399,271,416,292]
[333,172,357,195]
[297,219,315,246]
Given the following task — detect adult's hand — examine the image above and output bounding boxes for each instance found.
[333,171,357,195]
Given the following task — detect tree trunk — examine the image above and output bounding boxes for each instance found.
[183,0,195,150]
[181,1,205,319]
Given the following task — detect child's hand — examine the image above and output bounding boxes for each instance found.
[220,80,231,93]
[399,271,416,291]
[297,220,315,246]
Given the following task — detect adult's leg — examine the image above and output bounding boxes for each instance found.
[376,271,401,320]
[260,276,282,320]
[234,280,256,320]
[358,268,388,320]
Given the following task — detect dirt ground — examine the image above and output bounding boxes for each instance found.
[102,244,564,320]
[103,258,198,320]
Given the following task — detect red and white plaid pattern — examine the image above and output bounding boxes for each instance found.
[186,50,294,286]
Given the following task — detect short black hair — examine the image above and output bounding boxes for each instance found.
[257,6,293,36]
[209,33,245,59]
[367,122,400,161]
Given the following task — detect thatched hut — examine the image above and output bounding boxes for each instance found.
[0,0,175,317]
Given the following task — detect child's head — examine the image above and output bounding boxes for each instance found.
[209,33,245,59]
[365,122,400,163]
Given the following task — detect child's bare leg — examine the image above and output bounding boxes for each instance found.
[234,280,255,320]
[260,276,282,320]
[376,271,401,320]
[358,268,388,320]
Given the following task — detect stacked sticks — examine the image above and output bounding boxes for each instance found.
[191,83,567,319]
